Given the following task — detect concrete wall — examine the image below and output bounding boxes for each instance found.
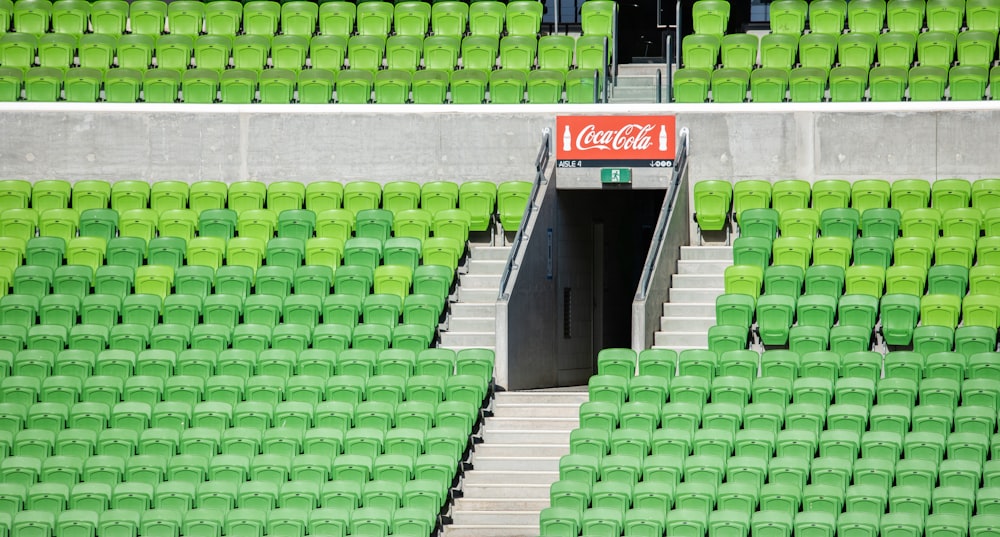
[4,102,997,187]
[632,164,689,352]
[497,170,561,391]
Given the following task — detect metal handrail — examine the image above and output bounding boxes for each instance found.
[601,36,609,103]
[498,129,551,300]
[656,69,662,103]
[665,34,674,102]
[592,68,600,103]
[634,127,690,302]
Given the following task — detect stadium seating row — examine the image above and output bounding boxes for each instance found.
[674,63,1000,102]
[684,30,999,73]
[0,65,598,103]
[0,0,617,40]
[692,0,1000,40]
[0,33,609,75]
[0,178,530,226]
[692,178,1000,231]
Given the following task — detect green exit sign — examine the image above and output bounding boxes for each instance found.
[601,168,632,184]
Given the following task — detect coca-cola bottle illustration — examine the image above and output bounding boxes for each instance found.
[563,125,571,152]
[658,125,667,152]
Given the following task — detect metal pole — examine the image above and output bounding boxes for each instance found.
[592,69,599,103]
[601,36,608,102]
[554,0,560,34]
[656,69,662,103]
[674,0,682,71]
[665,34,673,102]
[612,5,619,84]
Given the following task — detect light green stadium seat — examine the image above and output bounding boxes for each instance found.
[950,65,988,100]
[760,33,798,71]
[751,67,788,102]
[771,0,808,34]
[430,1,467,38]
[692,0,730,39]
[957,30,997,67]
[672,67,711,102]
[712,67,749,102]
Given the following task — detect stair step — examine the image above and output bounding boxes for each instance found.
[495,392,588,404]
[485,417,579,431]
[451,511,541,526]
[654,331,709,347]
[443,525,540,537]
[492,403,581,418]
[459,483,552,499]
[450,303,497,317]
[659,316,717,332]
[668,288,725,303]
[681,246,734,260]
[448,317,497,332]
[471,247,512,261]
[453,498,552,511]
[468,259,508,275]
[458,289,498,302]
[440,332,496,347]
[460,274,503,289]
[677,260,733,274]
[472,444,572,458]
[663,303,717,317]
[481,429,572,444]
[471,456,560,471]
[671,274,726,288]
[463,470,560,485]
[654,344,716,352]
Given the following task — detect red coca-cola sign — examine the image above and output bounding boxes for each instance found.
[556,115,676,169]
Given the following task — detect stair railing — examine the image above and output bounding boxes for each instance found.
[630,127,691,351]
[498,128,551,300]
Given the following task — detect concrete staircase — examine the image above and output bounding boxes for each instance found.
[608,64,671,104]
[653,245,732,351]
[443,390,588,537]
[439,245,511,352]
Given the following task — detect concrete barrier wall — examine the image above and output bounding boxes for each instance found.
[5,102,998,187]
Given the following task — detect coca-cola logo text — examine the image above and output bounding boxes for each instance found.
[574,124,655,151]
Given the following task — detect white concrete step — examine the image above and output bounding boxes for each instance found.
[454,498,551,511]
[440,332,496,347]
[458,288,498,302]
[443,525,539,537]
[654,331,709,347]
[462,470,560,485]
[677,260,733,274]
[471,247,512,261]
[659,316,717,332]
[481,429,572,444]
[669,288,725,303]
[471,456,560,471]
[451,303,497,317]
[664,303,717,317]
[449,317,497,332]
[484,417,579,431]
[681,246,733,261]
[491,403,581,418]
[451,511,540,526]
[439,345,496,352]
[671,274,726,288]
[472,444,571,458]
[495,392,588,404]
[460,274,502,288]
[460,483,551,499]
[468,259,508,275]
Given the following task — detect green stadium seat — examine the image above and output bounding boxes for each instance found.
[751,67,788,102]
[692,0,730,39]
[711,67,749,103]
[771,0,808,34]
[356,1,392,36]
[868,65,907,101]
[916,30,955,69]
[683,33,721,71]
[811,0,849,34]
[709,34,760,72]
[950,65,989,100]
[957,30,996,68]
[760,33,798,71]
[673,67,711,102]
[430,1,467,38]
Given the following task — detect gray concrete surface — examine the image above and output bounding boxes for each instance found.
[7,102,998,188]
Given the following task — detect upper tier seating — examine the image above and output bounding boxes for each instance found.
[677,0,1000,102]
[0,0,617,103]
